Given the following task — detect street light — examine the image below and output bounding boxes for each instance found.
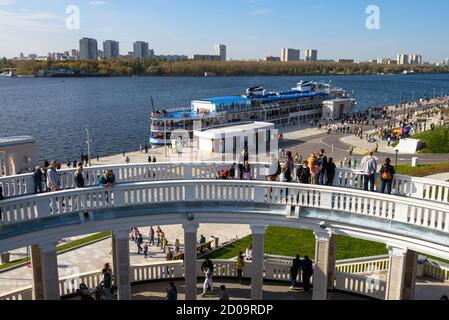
[85,128,92,167]
[395,149,399,170]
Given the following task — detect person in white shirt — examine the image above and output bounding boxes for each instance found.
[360,151,378,192]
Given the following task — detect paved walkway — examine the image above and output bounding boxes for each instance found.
[425,173,449,182]
[0,224,250,294]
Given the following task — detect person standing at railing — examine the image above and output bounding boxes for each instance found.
[242,161,252,180]
[46,161,59,192]
[98,170,116,188]
[32,166,43,194]
[174,238,181,254]
[101,267,112,300]
[301,255,313,293]
[296,161,311,184]
[325,158,336,186]
[289,255,302,289]
[317,149,328,186]
[379,158,395,195]
[361,151,378,192]
[74,162,85,188]
[236,251,245,284]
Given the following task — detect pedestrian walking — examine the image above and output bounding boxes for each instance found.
[201,258,215,297]
[149,226,155,245]
[166,282,177,301]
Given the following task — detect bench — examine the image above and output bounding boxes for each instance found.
[173,241,214,260]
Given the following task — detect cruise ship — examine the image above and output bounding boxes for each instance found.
[150,81,354,146]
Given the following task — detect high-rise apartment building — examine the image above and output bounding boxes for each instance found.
[133,41,149,59]
[103,40,120,59]
[305,49,318,62]
[214,44,227,61]
[409,54,423,65]
[397,54,410,65]
[79,38,98,60]
[281,48,300,62]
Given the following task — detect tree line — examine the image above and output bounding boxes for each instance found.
[1,57,448,77]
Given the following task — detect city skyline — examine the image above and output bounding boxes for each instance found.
[0,0,449,62]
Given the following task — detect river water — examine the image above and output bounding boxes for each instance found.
[0,74,448,161]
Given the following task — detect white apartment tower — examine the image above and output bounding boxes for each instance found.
[281,48,300,62]
[214,44,227,61]
[305,49,318,62]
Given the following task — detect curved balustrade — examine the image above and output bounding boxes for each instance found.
[0,258,386,301]
[1,180,448,239]
[1,162,448,205]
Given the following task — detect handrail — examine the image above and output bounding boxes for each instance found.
[1,180,448,251]
[1,162,448,205]
[0,258,387,300]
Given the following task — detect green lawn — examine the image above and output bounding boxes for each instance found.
[206,227,388,260]
[0,231,111,271]
[412,126,449,154]
[395,163,449,177]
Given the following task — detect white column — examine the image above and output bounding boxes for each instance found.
[31,242,60,300]
[183,223,199,300]
[113,229,131,300]
[385,245,417,300]
[251,225,267,300]
[312,230,336,300]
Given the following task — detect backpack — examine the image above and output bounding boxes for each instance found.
[275,162,281,176]
[228,166,235,178]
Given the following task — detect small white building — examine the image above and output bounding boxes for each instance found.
[322,98,353,121]
[0,136,37,176]
[194,122,275,158]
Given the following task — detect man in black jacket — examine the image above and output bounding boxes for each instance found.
[289,255,302,289]
[302,255,314,292]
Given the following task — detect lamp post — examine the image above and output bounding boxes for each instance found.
[85,128,92,167]
[164,121,168,158]
[395,149,399,170]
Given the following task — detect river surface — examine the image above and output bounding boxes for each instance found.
[1,74,448,162]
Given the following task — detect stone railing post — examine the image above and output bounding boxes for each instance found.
[251,225,267,300]
[312,229,336,300]
[183,223,199,300]
[31,241,60,300]
[385,245,417,300]
[112,229,131,300]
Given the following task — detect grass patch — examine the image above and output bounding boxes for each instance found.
[206,227,449,264]
[206,227,387,260]
[0,231,111,271]
[412,127,449,153]
[395,163,449,177]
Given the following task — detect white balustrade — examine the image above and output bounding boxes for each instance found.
[1,180,448,239]
[1,162,448,207]
[335,273,386,300]
[0,257,392,300]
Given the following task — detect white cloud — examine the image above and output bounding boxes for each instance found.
[90,1,107,5]
[249,8,271,16]
[0,9,64,30]
[0,0,15,5]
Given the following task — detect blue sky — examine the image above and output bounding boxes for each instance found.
[0,0,448,62]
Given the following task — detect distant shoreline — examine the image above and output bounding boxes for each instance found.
[5,72,449,79]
